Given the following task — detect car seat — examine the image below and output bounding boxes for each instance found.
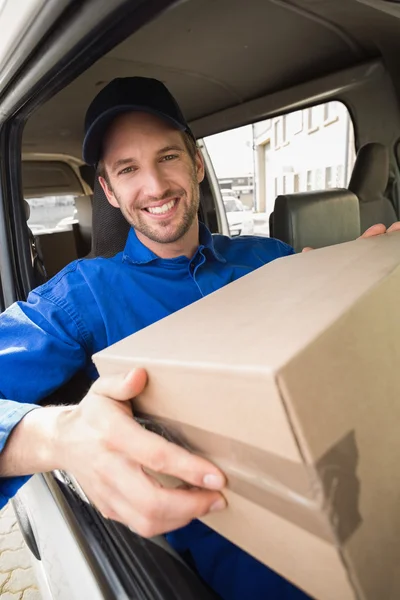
[348,142,397,231]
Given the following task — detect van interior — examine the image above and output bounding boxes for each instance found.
[5,0,400,598]
[20,0,400,282]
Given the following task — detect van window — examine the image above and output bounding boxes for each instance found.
[204,100,356,237]
[26,195,76,234]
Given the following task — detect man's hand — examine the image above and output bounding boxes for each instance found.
[302,221,400,252]
[56,369,226,537]
[359,222,400,238]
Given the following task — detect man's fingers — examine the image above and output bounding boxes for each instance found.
[157,485,227,524]
[359,221,400,238]
[387,221,400,233]
[359,223,387,238]
[109,418,225,491]
[91,368,148,401]
[139,486,226,537]
[97,473,227,538]
[302,247,314,253]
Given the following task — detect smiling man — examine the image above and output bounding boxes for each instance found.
[0,77,398,600]
[97,112,203,257]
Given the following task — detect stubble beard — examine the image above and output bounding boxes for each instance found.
[113,174,200,245]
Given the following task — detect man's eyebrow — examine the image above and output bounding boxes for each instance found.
[111,157,136,172]
[157,144,185,154]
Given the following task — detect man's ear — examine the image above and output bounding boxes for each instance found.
[98,175,119,208]
[195,149,205,184]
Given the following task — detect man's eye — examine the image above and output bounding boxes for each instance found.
[161,154,178,162]
[119,166,136,175]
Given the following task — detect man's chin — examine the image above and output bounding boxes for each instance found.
[137,223,188,245]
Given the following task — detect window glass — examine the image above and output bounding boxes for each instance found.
[204,100,355,237]
[223,198,240,212]
[26,195,77,234]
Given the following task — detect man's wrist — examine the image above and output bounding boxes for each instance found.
[0,405,76,476]
[42,405,76,472]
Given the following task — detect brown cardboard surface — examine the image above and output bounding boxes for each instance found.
[93,232,400,600]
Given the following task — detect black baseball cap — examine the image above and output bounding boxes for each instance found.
[83,77,195,166]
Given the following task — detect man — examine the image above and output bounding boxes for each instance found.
[0,77,398,600]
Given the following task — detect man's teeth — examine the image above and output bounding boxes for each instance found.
[147,199,176,215]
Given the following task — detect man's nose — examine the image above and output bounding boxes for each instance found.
[140,164,170,198]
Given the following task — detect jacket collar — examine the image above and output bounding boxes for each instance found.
[122,222,226,265]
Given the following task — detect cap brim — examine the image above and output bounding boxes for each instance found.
[82,105,186,166]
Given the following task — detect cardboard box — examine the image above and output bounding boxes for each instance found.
[93,232,400,600]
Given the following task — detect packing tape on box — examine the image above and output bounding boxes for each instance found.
[136,413,362,544]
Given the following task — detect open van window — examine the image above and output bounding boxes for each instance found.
[26,194,77,234]
[204,100,356,237]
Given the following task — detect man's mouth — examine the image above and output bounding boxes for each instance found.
[144,198,178,216]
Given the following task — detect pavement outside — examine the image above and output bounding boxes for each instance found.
[0,503,41,599]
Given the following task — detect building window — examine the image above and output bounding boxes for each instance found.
[283,175,288,194]
[283,174,294,194]
[336,165,345,187]
[282,116,287,145]
[307,106,323,132]
[324,101,340,125]
[275,176,284,196]
[315,168,323,190]
[273,120,280,149]
[288,111,303,137]
[294,173,300,193]
[325,166,334,189]
[306,170,313,191]
[273,117,288,148]
[307,108,316,131]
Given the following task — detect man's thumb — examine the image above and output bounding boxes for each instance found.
[123,368,148,399]
[92,368,148,401]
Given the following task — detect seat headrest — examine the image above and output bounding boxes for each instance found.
[348,142,389,203]
[273,189,361,253]
[74,195,92,239]
[90,176,130,258]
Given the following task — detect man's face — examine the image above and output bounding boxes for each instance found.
[99,112,204,245]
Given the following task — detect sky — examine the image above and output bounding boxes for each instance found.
[203,125,254,179]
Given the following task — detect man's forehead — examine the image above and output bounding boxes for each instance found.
[101,111,184,160]
[107,111,178,141]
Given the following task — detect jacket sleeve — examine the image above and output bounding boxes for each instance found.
[0,284,90,507]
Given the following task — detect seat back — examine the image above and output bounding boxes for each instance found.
[34,229,79,279]
[272,189,361,253]
[348,142,397,231]
[269,211,274,238]
[89,176,131,258]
